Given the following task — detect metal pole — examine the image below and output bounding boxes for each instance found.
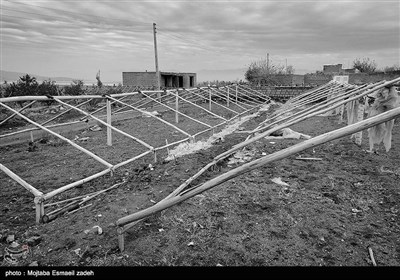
[153,23,161,92]
[106,98,112,146]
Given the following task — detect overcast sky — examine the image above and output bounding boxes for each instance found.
[1,0,399,83]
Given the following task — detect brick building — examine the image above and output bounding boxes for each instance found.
[122,71,197,89]
[323,64,344,73]
[323,64,357,74]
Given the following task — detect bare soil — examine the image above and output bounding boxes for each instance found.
[1,102,400,268]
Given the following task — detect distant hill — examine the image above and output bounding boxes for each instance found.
[0,70,85,84]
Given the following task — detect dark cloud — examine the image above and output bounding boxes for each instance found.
[1,0,399,82]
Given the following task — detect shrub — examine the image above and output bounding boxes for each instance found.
[4,74,39,107]
[353,57,377,73]
[63,80,84,96]
[37,80,60,106]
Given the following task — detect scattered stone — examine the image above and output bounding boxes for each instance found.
[6,235,15,243]
[271,177,290,187]
[84,226,102,235]
[77,137,90,142]
[89,125,102,132]
[73,248,81,256]
[9,241,19,248]
[28,261,39,266]
[93,226,103,235]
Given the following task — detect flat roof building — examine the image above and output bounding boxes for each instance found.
[122,71,197,89]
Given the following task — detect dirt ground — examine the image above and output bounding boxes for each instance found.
[1,100,400,268]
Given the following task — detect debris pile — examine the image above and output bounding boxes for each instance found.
[227,148,256,166]
[165,103,272,161]
[265,128,312,140]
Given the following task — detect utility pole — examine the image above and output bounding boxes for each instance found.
[285,58,288,74]
[153,23,160,91]
[266,53,269,74]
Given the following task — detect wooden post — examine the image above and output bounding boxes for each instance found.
[227,86,230,107]
[153,149,157,163]
[153,23,160,92]
[209,88,212,111]
[166,139,170,156]
[34,196,45,224]
[235,84,238,104]
[175,90,179,123]
[117,227,125,252]
[106,98,112,146]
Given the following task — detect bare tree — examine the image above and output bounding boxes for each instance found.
[352,57,377,73]
[245,58,290,84]
[383,64,400,73]
[286,65,295,74]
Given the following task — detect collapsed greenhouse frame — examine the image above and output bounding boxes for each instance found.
[0,84,270,224]
[114,77,400,251]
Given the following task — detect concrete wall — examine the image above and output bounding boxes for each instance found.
[323,64,343,73]
[348,71,400,84]
[251,85,313,100]
[292,75,305,85]
[255,71,400,87]
[122,72,158,87]
[304,73,333,86]
[303,71,400,86]
[257,74,305,86]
